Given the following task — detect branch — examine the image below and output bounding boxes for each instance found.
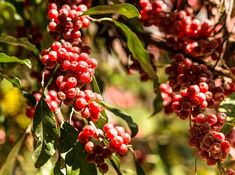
[140,34,235,80]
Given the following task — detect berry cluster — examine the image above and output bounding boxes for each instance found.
[39,1,133,173]
[48,2,90,41]
[139,0,221,57]
[138,0,234,172]
[189,113,229,165]
[26,90,60,118]
[73,90,103,122]
[78,123,131,173]
[166,54,225,106]
[41,40,96,80]
[171,83,211,119]
[162,54,231,165]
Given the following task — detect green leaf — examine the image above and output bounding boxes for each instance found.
[0,135,25,175]
[65,143,97,174]
[152,93,163,116]
[110,20,158,84]
[58,122,78,153]
[219,94,235,134]
[101,102,138,137]
[32,98,59,168]
[221,123,234,135]
[84,3,140,19]
[11,77,22,88]
[53,156,65,175]
[0,33,38,53]
[0,53,32,68]
[92,77,108,128]
[135,160,146,175]
[23,91,37,107]
[92,77,102,94]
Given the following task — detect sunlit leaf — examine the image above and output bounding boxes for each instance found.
[84,3,140,19]
[0,53,32,68]
[32,98,58,168]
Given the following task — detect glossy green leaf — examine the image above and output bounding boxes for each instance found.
[101,102,138,137]
[65,142,97,174]
[32,98,58,168]
[84,3,140,19]
[58,122,78,153]
[0,135,25,175]
[0,33,38,53]
[0,53,32,68]
[110,20,158,83]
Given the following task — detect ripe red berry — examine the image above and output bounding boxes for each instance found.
[75,98,87,110]
[110,136,123,148]
[84,141,94,153]
[103,123,114,133]
[118,144,128,155]
[83,125,95,137]
[122,133,131,144]
[106,128,118,140]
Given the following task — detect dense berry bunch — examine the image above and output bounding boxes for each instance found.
[189,113,229,165]
[171,83,211,119]
[78,123,131,173]
[38,1,134,174]
[73,90,103,122]
[26,90,60,118]
[41,40,97,81]
[48,2,90,41]
[166,54,225,106]
[139,0,221,57]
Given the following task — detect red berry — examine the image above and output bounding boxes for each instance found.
[117,144,128,155]
[78,132,89,143]
[83,125,95,137]
[75,98,87,110]
[48,51,57,61]
[115,126,125,136]
[106,128,118,140]
[122,133,131,144]
[67,77,77,88]
[206,114,217,125]
[103,123,114,133]
[48,9,58,20]
[84,141,94,153]
[110,136,123,148]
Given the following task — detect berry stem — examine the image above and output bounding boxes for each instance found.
[69,107,75,125]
